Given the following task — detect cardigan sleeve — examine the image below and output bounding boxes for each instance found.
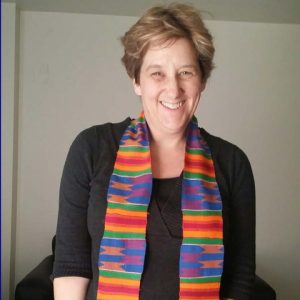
[52,129,95,279]
[52,119,130,282]
[221,146,256,300]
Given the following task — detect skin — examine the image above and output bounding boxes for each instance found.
[133,37,205,140]
[53,277,89,299]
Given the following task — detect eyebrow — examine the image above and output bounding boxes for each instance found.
[180,64,198,69]
[145,64,162,71]
[145,64,198,71]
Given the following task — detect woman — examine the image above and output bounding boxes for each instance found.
[53,3,255,300]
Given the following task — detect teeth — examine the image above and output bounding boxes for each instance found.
[160,101,185,110]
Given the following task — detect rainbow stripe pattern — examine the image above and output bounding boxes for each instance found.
[97,113,223,299]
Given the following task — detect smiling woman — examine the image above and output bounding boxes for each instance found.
[53,3,255,300]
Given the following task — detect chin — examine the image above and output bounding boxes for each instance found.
[163,116,190,129]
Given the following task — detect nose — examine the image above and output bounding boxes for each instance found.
[164,76,182,100]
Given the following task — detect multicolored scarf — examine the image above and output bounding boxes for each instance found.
[97,113,224,300]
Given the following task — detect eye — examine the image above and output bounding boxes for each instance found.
[179,70,193,78]
[151,71,163,78]
[150,71,164,81]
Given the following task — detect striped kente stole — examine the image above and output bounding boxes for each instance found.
[97,113,224,300]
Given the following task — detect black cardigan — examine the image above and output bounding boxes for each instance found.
[53,118,255,299]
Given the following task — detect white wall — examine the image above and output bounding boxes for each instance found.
[10,9,300,299]
[1,3,19,300]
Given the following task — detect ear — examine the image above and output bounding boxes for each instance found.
[133,79,142,96]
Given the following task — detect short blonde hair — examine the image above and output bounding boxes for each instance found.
[121,3,215,83]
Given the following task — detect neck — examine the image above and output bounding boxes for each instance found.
[148,127,187,179]
[148,126,187,149]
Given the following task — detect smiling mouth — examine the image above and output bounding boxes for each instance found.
[160,100,185,110]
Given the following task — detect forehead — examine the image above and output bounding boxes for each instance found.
[141,38,198,68]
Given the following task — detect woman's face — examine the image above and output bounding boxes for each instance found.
[133,38,205,137]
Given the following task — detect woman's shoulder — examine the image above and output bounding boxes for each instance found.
[201,128,255,197]
[200,128,251,166]
[77,117,131,143]
[67,117,131,163]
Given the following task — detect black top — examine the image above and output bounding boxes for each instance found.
[140,177,182,300]
[53,118,256,300]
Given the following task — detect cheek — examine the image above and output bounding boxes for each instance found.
[185,82,202,98]
[141,82,161,100]
[194,80,204,96]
